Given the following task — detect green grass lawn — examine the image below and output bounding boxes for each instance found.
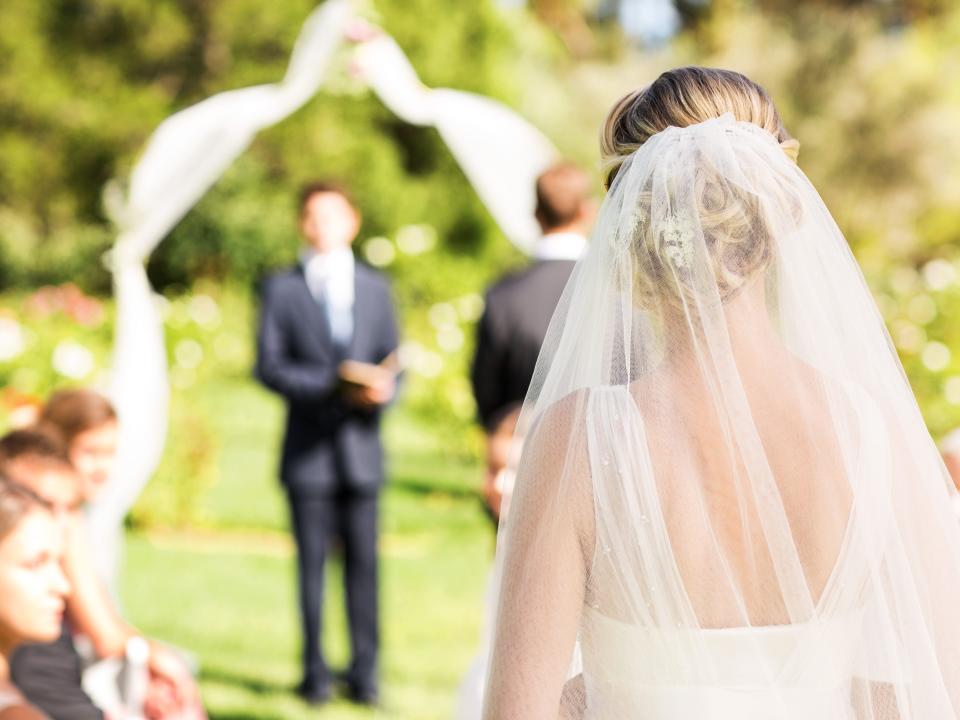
[121,376,494,719]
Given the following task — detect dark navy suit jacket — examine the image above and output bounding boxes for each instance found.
[471,259,576,431]
[255,261,398,496]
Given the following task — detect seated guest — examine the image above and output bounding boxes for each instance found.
[41,391,205,720]
[1,424,204,720]
[39,389,120,591]
[0,478,71,720]
[39,389,118,506]
[0,430,101,719]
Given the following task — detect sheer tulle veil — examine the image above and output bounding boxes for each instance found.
[480,98,960,718]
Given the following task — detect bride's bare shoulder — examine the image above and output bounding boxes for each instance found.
[525,388,593,441]
[527,384,637,447]
[518,389,596,528]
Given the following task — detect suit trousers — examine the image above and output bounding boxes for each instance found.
[288,489,379,693]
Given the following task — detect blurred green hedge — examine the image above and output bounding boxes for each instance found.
[7,253,960,529]
[0,275,490,527]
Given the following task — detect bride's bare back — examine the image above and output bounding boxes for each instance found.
[623,350,855,628]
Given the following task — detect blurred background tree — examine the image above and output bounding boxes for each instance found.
[4,0,960,505]
[0,0,538,292]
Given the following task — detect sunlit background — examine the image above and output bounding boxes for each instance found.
[2,0,960,717]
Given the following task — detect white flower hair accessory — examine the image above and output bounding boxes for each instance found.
[609,203,647,254]
[660,212,695,270]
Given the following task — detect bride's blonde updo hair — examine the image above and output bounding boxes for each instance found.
[601,67,798,189]
[602,67,800,307]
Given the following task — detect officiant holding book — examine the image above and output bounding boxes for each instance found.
[255,180,399,706]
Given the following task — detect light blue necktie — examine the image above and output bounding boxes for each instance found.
[323,285,353,353]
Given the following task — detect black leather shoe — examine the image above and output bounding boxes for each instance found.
[348,686,379,707]
[332,669,379,706]
[295,680,332,705]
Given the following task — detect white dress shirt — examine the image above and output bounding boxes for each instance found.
[532,231,587,261]
[301,247,355,348]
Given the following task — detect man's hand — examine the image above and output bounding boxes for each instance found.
[344,373,396,410]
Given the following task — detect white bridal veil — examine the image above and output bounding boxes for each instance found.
[482,112,960,718]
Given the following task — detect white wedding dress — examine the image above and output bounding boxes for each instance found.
[582,609,866,718]
[481,115,960,719]
[579,383,891,719]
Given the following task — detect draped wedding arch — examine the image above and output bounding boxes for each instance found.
[89,0,559,585]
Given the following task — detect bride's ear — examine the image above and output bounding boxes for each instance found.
[779,137,800,163]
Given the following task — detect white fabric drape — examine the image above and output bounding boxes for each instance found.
[93,0,352,587]
[96,1,560,588]
[353,34,559,254]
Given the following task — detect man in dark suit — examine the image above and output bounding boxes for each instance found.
[255,181,398,706]
[470,163,593,521]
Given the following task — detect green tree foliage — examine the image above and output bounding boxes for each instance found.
[0,0,533,292]
[693,4,960,274]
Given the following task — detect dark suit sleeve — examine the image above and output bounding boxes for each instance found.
[471,296,506,431]
[378,280,400,362]
[377,280,404,409]
[255,276,340,402]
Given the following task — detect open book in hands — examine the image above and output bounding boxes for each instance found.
[339,352,399,408]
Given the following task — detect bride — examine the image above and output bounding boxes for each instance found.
[481,66,960,719]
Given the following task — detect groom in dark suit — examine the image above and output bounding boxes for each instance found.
[471,163,593,521]
[255,181,398,706]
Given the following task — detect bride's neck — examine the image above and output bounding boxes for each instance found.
[725,279,781,357]
[666,278,783,372]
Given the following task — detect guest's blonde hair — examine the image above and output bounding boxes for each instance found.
[601,67,798,189]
